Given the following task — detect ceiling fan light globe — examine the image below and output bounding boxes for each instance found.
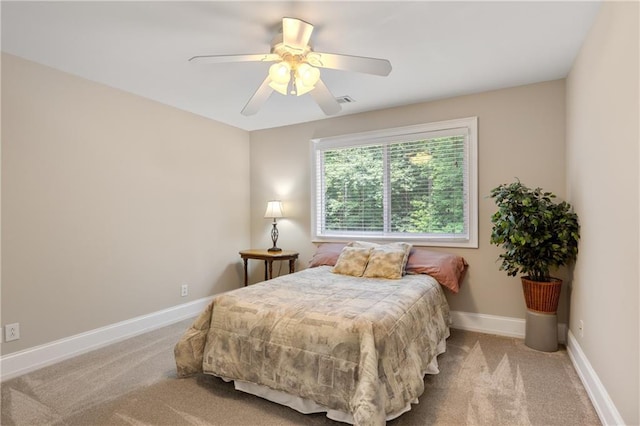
[294,78,315,96]
[297,63,320,87]
[269,62,292,84]
[268,80,289,95]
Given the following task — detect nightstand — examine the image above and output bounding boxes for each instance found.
[239,249,299,286]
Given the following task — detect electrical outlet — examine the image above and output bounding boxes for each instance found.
[181,284,188,297]
[5,323,20,342]
[578,320,584,338]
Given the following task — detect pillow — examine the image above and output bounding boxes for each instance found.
[308,243,347,268]
[362,245,409,279]
[349,241,412,276]
[332,246,372,277]
[405,248,468,293]
[347,241,379,248]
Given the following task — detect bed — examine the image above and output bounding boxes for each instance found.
[174,243,467,425]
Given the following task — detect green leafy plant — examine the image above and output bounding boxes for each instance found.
[489,180,580,282]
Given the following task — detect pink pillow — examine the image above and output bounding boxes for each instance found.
[405,248,468,293]
[308,243,347,267]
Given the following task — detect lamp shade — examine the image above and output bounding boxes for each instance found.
[297,63,320,87]
[264,200,284,219]
[268,62,291,84]
[294,63,320,96]
[268,62,292,95]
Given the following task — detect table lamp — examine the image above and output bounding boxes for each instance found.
[264,200,284,252]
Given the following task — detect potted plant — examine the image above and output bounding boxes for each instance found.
[489,180,580,351]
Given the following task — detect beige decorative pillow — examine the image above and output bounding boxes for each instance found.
[347,241,379,249]
[362,245,408,279]
[349,241,413,276]
[332,247,372,277]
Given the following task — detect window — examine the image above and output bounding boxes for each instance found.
[311,117,478,248]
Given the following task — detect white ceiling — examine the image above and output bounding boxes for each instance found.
[1,1,601,131]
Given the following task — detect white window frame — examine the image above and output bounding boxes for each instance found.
[310,117,478,248]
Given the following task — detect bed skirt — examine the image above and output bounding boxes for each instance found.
[228,334,448,424]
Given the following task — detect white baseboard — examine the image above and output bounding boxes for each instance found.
[0,296,213,382]
[566,331,625,426]
[449,310,567,343]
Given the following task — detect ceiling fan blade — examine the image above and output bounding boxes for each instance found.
[308,52,392,76]
[310,79,341,116]
[282,17,314,50]
[189,53,280,64]
[241,76,274,116]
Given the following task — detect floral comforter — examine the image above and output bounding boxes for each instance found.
[174,266,450,425]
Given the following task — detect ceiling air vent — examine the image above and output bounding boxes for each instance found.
[335,96,355,104]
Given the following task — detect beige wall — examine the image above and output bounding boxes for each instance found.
[1,54,251,355]
[566,2,639,424]
[249,80,569,321]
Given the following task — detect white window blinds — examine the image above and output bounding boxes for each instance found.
[312,117,478,247]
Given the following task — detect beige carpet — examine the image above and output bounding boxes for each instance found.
[1,318,600,425]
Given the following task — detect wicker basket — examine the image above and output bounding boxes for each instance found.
[521,277,562,313]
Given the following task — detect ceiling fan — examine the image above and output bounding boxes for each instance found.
[189,17,392,116]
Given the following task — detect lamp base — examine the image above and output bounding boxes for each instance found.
[269,221,281,253]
